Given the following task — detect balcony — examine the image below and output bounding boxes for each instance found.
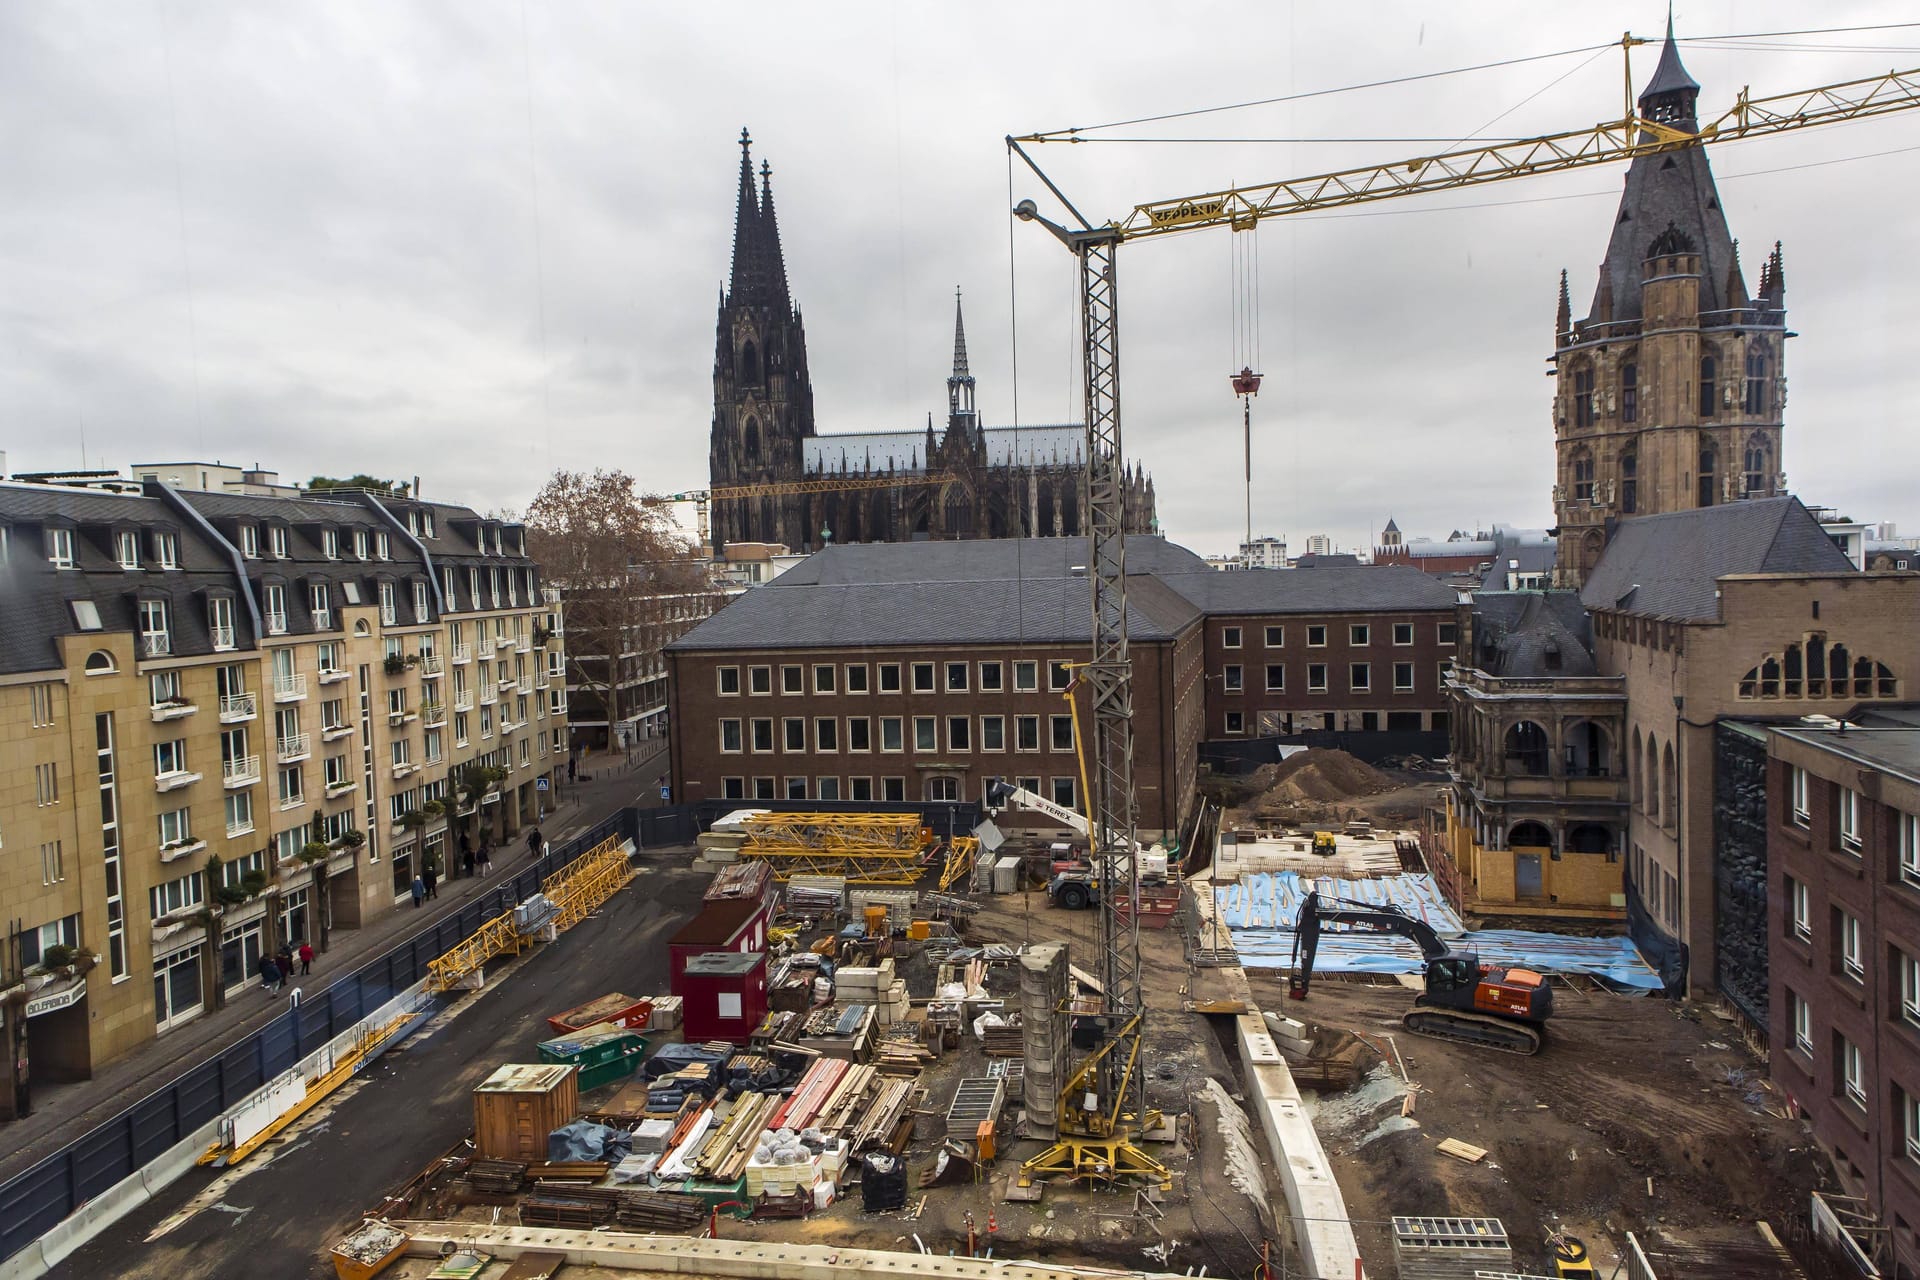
[517,678,534,696]
[380,607,397,626]
[450,644,471,665]
[158,837,206,863]
[324,778,356,799]
[142,633,172,659]
[422,702,447,727]
[322,722,353,742]
[276,733,311,762]
[453,690,474,712]
[222,755,260,788]
[265,610,288,636]
[155,768,201,793]
[219,692,257,722]
[413,607,431,625]
[312,610,334,631]
[318,667,351,685]
[419,654,443,676]
[477,638,497,658]
[209,624,235,652]
[479,686,498,706]
[515,636,531,654]
[225,816,255,839]
[497,671,516,689]
[150,699,197,723]
[391,761,419,780]
[273,674,307,703]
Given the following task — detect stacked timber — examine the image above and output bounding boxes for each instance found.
[467,1159,528,1194]
[705,861,773,902]
[694,1092,782,1182]
[979,1016,1025,1057]
[848,1078,919,1152]
[875,1025,936,1074]
[614,1189,707,1232]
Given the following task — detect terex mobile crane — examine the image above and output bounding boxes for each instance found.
[983,778,1168,909]
[1290,891,1554,1055]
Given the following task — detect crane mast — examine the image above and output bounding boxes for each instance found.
[1007,35,1920,1191]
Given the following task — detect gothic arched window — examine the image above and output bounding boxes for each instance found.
[1698,354,1718,419]
[1744,436,1769,497]
[1572,362,1595,429]
[1743,343,1767,415]
[1697,442,1718,508]
[743,417,761,464]
[1570,449,1594,503]
[1620,449,1638,514]
[1622,361,1638,423]
[740,341,760,385]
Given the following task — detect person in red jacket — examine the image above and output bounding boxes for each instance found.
[298,941,314,976]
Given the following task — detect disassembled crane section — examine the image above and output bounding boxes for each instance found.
[1289,891,1554,1056]
[1003,25,1920,1197]
[735,811,969,886]
[982,778,1169,910]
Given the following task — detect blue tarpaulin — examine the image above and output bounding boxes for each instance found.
[1213,871,1662,991]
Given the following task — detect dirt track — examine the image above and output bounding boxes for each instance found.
[1252,971,1829,1277]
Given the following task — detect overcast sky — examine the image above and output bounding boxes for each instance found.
[5,3,1919,555]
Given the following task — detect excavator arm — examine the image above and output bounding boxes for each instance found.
[1289,891,1447,997]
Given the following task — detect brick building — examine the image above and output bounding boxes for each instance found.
[1580,496,1920,993]
[0,476,563,1117]
[665,538,1463,840]
[1766,716,1920,1275]
[665,538,1207,838]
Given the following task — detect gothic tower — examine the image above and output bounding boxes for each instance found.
[1550,25,1787,585]
[710,129,816,551]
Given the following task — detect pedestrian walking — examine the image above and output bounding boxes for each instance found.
[298,941,314,976]
[410,874,426,908]
[526,827,544,861]
[479,839,493,875]
[462,845,476,879]
[567,755,577,784]
[259,953,280,994]
[276,946,295,985]
[422,862,439,900]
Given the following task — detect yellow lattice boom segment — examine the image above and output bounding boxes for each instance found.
[739,812,935,884]
[940,836,979,891]
[425,835,634,992]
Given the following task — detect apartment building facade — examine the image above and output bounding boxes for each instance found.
[1767,718,1920,1276]
[0,479,563,1118]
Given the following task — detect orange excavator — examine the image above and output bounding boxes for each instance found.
[1289,891,1553,1055]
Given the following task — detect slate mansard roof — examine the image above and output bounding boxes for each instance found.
[1579,497,1856,621]
[668,538,1458,655]
[1470,592,1598,679]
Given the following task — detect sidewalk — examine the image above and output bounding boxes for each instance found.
[0,743,669,1185]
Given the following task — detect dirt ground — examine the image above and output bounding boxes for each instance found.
[1251,970,1830,1278]
[1211,751,1449,836]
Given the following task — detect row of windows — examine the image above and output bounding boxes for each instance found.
[1785,984,1920,1159]
[719,659,1075,698]
[1217,621,1452,649]
[1786,766,1920,877]
[1219,661,1430,694]
[720,714,1073,756]
[46,526,180,571]
[719,773,1079,808]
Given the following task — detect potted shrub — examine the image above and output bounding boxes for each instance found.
[40,944,76,972]
[214,882,250,907]
[334,829,365,851]
[299,840,330,864]
[399,810,427,831]
[421,799,445,819]
[240,869,270,896]
[383,654,407,676]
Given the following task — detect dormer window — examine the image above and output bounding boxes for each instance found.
[46,527,75,569]
[154,531,179,569]
[268,525,288,559]
[405,510,419,535]
[138,598,171,658]
[309,582,332,630]
[239,524,259,559]
[469,568,481,606]
[376,531,390,561]
[353,529,369,560]
[421,511,435,539]
[264,584,288,635]
[116,531,142,570]
[412,580,430,624]
[442,568,457,610]
[322,528,340,560]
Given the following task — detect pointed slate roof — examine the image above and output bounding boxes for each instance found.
[951,290,972,381]
[1470,592,1597,678]
[1579,497,1856,620]
[725,129,791,309]
[1582,29,1733,323]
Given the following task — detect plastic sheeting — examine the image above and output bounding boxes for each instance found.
[547,1119,634,1163]
[1213,871,1663,991]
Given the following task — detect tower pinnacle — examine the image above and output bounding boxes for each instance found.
[948,287,976,421]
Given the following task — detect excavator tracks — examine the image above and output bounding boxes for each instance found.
[1401,1006,1544,1056]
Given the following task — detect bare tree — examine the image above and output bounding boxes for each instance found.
[524,469,716,749]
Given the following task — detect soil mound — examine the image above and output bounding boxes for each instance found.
[1262,749,1393,804]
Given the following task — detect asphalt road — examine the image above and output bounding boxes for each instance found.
[54,863,709,1280]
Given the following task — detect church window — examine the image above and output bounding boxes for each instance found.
[1620,450,1638,514]
[1571,451,1594,504]
[1698,355,1717,419]
[740,341,759,384]
[1744,344,1767,415]
[1621,362,1638,423]
[1697,443,1718,507]
[1573,365,1595,428]
[1744,437,1769,496]
[743,417,761,464]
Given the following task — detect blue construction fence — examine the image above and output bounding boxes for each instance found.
[0,808,634,1268]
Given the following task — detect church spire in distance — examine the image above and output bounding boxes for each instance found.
[948,288,976,422]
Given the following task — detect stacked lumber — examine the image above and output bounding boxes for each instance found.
[979,1017,1024,1056]
[874,1025,935,1074]
[812,1064,880,1132]
[468,1159,528,1194]
[526,1161,609,1182]
[613,1189,706,1232]
[848,1078,919,1151]
[769,1058,851,1130]
[694,1092,781,1182]
[520,1191,612,1228]
[705,861,773,901]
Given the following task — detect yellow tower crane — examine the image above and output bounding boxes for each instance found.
[1005,30,1920,1194]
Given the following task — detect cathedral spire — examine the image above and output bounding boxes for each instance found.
[1555,269,1571,340]
[947,287,976,421]
[1638,11,1700,128]
[759,158,791,309]
[1725,239,1749,308]
[728,128,759,303]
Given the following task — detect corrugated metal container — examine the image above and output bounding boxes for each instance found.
[472,1063,578,1161]
[537,1028,650,1091]
[993,856,1023,894]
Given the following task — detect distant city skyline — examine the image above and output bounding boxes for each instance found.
[4,3,1918,553]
